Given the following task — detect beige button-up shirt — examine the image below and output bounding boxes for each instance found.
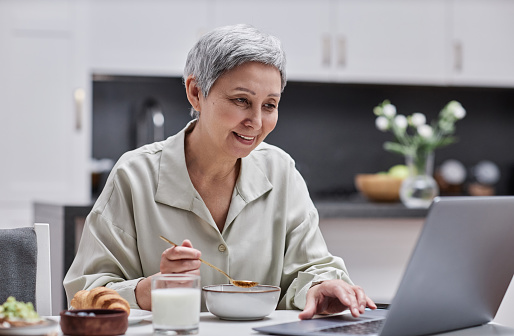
[64,121,352,311]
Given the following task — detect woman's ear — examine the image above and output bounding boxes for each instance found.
[185,75,202,112]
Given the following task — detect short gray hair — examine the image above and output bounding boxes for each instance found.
[183,24,287,118]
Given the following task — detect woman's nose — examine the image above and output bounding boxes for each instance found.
[244,106,262,129]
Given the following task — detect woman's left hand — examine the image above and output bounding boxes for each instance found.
[298,279,377,320]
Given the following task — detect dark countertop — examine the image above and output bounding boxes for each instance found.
[314,195,429,218]
[34,194,429,229]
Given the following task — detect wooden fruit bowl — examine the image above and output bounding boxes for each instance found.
[355,174,404,202]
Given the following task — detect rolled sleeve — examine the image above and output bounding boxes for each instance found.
[279,208,353,310]
[106,278,145,309]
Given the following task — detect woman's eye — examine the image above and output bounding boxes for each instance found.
[264,103,277,111]
[233,98,249,105]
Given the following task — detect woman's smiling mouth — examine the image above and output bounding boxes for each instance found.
[234,132,256,143]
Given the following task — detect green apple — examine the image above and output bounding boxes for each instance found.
[388,164,409,179]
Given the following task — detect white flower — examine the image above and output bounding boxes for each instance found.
[447,101,466,119]
[375,116,389,131]
[382,104,397,117]
[453,105,466,119]
[417,124,434,138]
[394,115,408,129]
[410,113,426,127]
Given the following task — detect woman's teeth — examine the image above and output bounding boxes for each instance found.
[236,133,254,141]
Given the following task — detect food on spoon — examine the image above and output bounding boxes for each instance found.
[0,296,43,328]
[70,287,130,314]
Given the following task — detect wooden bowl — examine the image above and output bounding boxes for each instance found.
[355,174,404,202]
[60,309,128,336]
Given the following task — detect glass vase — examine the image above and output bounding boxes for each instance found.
[400,151,439,208]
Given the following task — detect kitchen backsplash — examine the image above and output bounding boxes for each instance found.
[92,76,514,199]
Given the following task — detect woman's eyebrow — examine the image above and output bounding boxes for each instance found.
[234,87,280,98]
[234,87,256,95]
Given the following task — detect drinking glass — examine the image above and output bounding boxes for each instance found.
[151,274,201,335]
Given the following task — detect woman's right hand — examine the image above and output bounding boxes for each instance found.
[136,239,201,310]
[160,239,202,275]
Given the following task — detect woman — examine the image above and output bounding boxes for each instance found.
[64,24,376,319]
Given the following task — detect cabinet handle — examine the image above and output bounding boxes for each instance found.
[322,34,331,67]
[74,88,85,131]
[337,35,347,68]
[454,41,463,72]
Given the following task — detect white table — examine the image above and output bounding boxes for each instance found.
[47,310,514,336]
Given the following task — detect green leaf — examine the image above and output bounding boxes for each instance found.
[384,142,409,156]
[435,136,457,148]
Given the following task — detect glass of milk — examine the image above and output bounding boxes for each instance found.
[151,274,201,335]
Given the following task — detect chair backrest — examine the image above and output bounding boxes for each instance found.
[34,223,52,316]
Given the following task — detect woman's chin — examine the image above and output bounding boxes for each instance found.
[226,139,259,158]
[227,146,255,159]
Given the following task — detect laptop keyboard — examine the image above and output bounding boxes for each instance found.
[319,319,385,335]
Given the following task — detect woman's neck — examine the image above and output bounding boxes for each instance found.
[184,124,240,184]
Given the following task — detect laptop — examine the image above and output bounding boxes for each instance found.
[254,196,514,336]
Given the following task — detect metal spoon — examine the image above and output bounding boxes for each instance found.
[159,236,258,288]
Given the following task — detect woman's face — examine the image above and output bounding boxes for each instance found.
[195,62,281,160]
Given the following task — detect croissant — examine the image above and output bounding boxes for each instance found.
[70,287,130,314]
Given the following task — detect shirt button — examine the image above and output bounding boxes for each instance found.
[218,244,226,252]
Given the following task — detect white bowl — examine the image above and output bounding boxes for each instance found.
[202,284,281,320]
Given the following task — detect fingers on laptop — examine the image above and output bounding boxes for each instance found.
[299,280,377,320]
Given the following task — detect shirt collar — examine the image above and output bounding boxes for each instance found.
[154,120,197,210]
[236,149,273,204]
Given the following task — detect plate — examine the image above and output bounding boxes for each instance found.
[0,318,58,335]
[128,309,152,325]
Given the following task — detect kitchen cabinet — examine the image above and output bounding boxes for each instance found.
[34,202,92,314]
[88,0,213,76]
[214,0,514,87]
[315,200,427,303]
[330,0,514,87]
[212,0,333,82]
[0,0,90,227]
[333,0,448,85]
[319,215,514,327]
[82,0,514,86]
[213,0,448,85]
[319,217,425,303]
[448,0,514,87]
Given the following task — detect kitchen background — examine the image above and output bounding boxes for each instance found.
[92,76,514,199]
[1,0,514,323]
[2,0,514,226]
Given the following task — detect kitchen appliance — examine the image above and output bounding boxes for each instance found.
[136,97,165,147]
